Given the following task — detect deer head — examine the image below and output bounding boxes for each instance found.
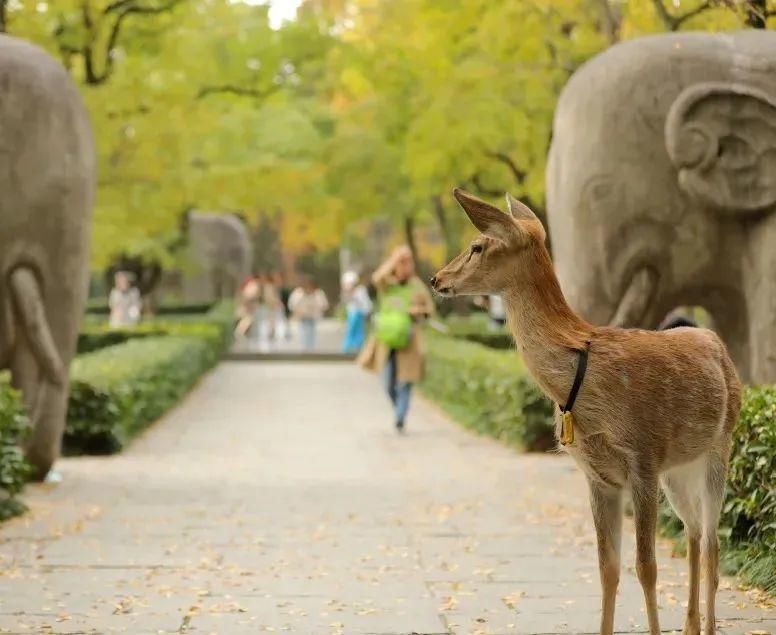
[431,188,547,297]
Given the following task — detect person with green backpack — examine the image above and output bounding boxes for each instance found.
[357,245,435,431]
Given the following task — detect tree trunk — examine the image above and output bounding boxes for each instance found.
[0,0,7,33]
[431,195,460,261]
[403,214,418,263]
[596,0,622,43]
[745,0,768,28]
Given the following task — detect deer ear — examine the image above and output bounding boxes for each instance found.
[505,193,538,221]
[453,188,519,243]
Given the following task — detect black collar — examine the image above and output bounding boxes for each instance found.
[561,340,591,413]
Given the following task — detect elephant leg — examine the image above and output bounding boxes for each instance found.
[744,217,776,384]
[9,333,40,415]
[9,267,68,480]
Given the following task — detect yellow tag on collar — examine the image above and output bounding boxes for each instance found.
[560,411,575,446]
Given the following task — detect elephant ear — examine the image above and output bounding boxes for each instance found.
[665,82,776,214]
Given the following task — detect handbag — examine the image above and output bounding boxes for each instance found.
[374,283,414,349]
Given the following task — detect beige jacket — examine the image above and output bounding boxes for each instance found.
[357,275,435,383]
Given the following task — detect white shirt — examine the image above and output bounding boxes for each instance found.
[489,294,505,320]
[289,288,329,320]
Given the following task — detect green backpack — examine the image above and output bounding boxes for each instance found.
[374,283,414,349]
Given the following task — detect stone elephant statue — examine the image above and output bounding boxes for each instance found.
[0,36,95,478]
[547,30,776,384]
[183,211,253,302]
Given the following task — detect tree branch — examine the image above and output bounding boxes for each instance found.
[484,151,527,184]
[745,0,770,27]
[104,0,137,14]
[650,0,714,31]
[196,84,281,100]
[469,174,502,198]
[596,0,622,43]
[87,0,186,85]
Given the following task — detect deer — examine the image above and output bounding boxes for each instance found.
[430,189,741,635]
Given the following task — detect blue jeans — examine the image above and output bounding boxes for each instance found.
[383,350,412,426]
[342,309,366,353]
[299,318,316,350]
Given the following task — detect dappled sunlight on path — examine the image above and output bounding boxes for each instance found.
[0,363,773,634]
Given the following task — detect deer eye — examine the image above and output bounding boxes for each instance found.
[471,244,483,254]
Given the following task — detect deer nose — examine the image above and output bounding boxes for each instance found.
[429,276,437,288]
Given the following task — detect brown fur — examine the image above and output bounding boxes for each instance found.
[432,189,741,635]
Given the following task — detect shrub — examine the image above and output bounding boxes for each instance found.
[76,301,234,355]
[85,300,215,316]
[0,384,32,520]
[421,332,555,450]
[77,328,165,354]
[721,385,776,592]
[443,314,515,350]
[64,333,222,454]
[724,386,776,552]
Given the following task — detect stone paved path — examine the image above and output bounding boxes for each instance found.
[0,362,773,634]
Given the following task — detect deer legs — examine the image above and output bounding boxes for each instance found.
[701,455,727,635]
[588,480,622,635]
[662,453,727,635]
[632,476,661,635]
[662,470,702,635]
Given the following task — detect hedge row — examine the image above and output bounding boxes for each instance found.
[0,385,32,520]
[77,301,235,355]
[421,332,555,450]
[65,329,223,454]
[85,300,215,316]
[442,315,514,350]
[69,304,234,453]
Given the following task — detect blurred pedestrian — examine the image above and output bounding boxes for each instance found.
[289,277,329,351]
[341,271,372,354]
[487,294,506,330]
[255,273,281,347]
[659,311,698,330]
[357,245,434,432]
[272,271,291,341]
[235,275,260,341]
[109,271,142,328]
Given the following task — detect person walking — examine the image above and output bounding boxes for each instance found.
[109,271,142,328]
[487,294,506,330]
[272,271,292,341]
[358,245,434,432]
[251,273,282,349]
[235,275,260,343]
[289,277,329,351]
[341,271,372,353]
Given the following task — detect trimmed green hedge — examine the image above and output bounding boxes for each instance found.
[77,328,166,355]
[725,386,776,556]
[85,300,215,316]
[443,315,514,350]
[77,301,235,355]
[0,384,32,520]
[64,332,223,454]
[421,332,554,450]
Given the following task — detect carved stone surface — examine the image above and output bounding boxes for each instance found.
[183,211,253,302]
[547,30,776,384]
[0,35,95,477]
